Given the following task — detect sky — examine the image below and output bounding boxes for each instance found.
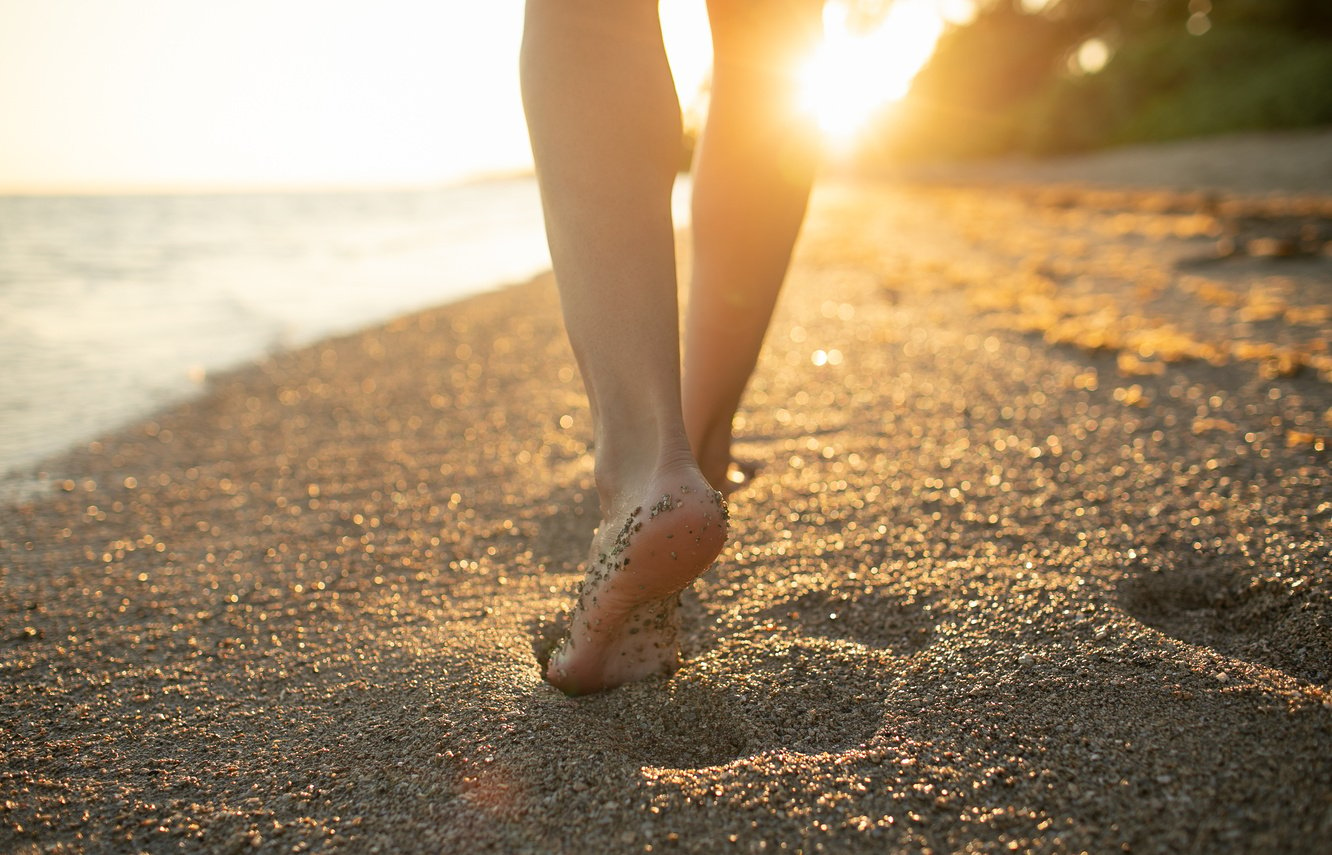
[0,0,958,193]
[0,0,714,191]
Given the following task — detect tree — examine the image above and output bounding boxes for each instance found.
[861,0,1332,160]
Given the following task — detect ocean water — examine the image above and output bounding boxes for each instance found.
[0,176,690,489]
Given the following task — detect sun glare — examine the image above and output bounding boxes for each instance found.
[798,0,950,148]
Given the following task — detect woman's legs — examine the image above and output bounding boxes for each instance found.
[521,0,727,694]
[684,0,822,490]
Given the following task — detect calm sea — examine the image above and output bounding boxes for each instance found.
[0,176,690,495]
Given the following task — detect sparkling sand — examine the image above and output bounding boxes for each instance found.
[3,131,1330,853]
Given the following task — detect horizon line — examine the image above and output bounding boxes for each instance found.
[0,167,539,197]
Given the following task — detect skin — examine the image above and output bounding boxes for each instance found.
[521,0,820,694]
[684,0,822,490]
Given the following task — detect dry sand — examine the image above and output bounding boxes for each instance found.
[3,132,1331,853]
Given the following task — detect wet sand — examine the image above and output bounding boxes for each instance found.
[3,133,1331,853]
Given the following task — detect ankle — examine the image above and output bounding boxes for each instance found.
[687,421,733,490]
[593,433,698,514]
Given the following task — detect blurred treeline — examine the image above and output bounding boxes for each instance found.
[866,0,1332,161]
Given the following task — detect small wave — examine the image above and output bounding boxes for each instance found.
[0,180,558,476]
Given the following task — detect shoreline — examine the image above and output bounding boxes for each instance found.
[0,271,552,508]
[0,178,555,492]
[0,177,702,490]
[10,127,1329,495]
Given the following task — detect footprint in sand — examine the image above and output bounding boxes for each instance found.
[1120,560,1332,685]
[567,586,941,769]
[759,587,940,654]
[580,642,900,769]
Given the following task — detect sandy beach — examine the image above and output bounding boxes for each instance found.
[3,131,1330,853]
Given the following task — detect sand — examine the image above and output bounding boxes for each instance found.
[2,132,1330,853]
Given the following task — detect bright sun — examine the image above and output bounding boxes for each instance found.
[798,0,954,148]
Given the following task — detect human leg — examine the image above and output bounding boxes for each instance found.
[683,0,823,490]
[521,0,727,694]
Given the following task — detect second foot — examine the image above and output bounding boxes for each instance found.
[546,468,728,695]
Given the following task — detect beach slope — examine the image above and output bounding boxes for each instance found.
[3,133,1331,853]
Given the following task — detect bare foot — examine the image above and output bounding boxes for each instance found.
[697,452,759,496]
[691,425,759,495]
[546,467,728,695]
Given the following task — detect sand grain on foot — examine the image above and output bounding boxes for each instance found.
[546,477,727,695]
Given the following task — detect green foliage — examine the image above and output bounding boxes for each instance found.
[1023,26,1332,153]
[1117,34,1332,142]
[1209,0,1332,34]
[886,1,1082,158]
[864,0,1332,161]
